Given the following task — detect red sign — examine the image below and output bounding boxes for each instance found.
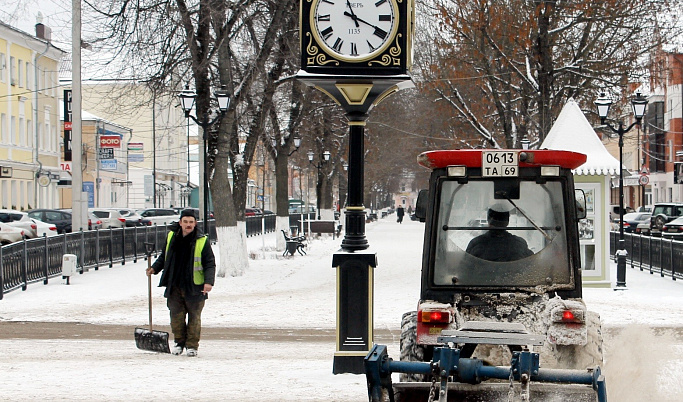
[99,135,121,148]
[64,121,72,130]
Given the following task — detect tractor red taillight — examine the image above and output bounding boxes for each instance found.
[562,310,575,321]
[419,310,451,324]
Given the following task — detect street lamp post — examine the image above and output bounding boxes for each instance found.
[178,84,230,235]
[308,149,330,220]
[595,91,648,289]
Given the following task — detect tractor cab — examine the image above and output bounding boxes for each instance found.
[415,149,587,301]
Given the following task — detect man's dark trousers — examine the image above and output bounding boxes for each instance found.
[167,286,205,350]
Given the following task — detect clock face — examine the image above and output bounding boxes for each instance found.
[311,0,398,62]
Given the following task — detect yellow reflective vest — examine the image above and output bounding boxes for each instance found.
[165,231,208,285]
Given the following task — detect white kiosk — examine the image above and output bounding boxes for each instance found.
[541,99,620,288]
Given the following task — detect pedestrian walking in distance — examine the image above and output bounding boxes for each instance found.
[397,205,405,224]
[147,209,216,357]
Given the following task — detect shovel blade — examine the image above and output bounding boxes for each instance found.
[134,327,171,353]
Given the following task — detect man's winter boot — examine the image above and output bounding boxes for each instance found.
[171,343,185,355]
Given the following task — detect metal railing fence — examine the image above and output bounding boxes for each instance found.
[1,214,283,300]
[609,231,682,281]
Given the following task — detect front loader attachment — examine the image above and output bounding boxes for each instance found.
[365,345,607,402]
[392,382,600,402]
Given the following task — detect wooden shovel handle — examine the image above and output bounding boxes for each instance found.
[148,258,153,332]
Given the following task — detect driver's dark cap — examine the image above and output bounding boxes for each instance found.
[487,208,509,227]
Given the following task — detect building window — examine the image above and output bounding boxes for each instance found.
[647,101,666,173]
[0,53,6,83]
[10,116,16,144]
[25,62,31,89]
[44,107,51,151]
[0,113,6,143]
[17,59,23,88]
[10,56,16,85]
[1,181,7,209]
[18,99,26,146]
[27,119,32,148]
[19,117,25,146]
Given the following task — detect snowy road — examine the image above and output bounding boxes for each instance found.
[1,217,683,401]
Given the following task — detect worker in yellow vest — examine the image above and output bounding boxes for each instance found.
[147,208,216,357]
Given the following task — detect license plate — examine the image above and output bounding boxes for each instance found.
[482,151,518,177]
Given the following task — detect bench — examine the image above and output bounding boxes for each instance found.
[281,230,306,256]
[305,220,342,239]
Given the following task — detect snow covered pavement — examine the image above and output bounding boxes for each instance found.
[1,217,682,401]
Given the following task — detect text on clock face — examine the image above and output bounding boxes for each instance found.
[313,0,396,57]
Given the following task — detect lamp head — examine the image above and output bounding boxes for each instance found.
[323,150,331,161]
[307,150,314,162]
[214,85,230,112]
[631,91,648,121]
[293,136,301,149]
[594,93,612,123]
[178,85,196,114]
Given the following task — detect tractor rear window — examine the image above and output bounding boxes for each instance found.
[432,179,571,288]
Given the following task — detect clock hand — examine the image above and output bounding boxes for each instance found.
[345,0,360,28]
[343,12,381,31]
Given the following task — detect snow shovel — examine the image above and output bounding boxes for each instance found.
[134,243,170,353]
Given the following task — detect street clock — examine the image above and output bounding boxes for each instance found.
[301,0,414,75]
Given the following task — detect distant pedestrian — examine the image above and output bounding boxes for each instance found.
[397,206,405,224]
[147,209,215,357]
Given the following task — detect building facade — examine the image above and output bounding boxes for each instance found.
[64,83,190,210]
[643,52,683,204]
[0,22,65,211]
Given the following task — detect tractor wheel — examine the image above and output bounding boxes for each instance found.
[541,311,604,370]
[399,311,430,382]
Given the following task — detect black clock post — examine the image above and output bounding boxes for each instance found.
[298,0,415,375]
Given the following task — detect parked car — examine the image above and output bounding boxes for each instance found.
[88,212,103,230]
[137,208,178,226]
[636,205,653,213]
[0,222,24,245]
[613,212,652,233]
[30,218,58,237]
[245,208,259,217]
[89,208,126,229]
[0,209,37,238]
[116,208,151,227]
[662,216,683,238]
[28,209,72,234]
[635,221,651,235]
[59,209,103,231]
[609,204,635,222]
[649,203,683,236]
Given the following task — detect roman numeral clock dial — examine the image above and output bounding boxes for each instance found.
[311,0,398,62]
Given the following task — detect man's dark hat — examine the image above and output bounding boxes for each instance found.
[487,208,509,227]
[180,209,198,220]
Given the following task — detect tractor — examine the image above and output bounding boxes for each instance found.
[365,149,606,402]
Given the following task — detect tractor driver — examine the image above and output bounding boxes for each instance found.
[465,205,533,262]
